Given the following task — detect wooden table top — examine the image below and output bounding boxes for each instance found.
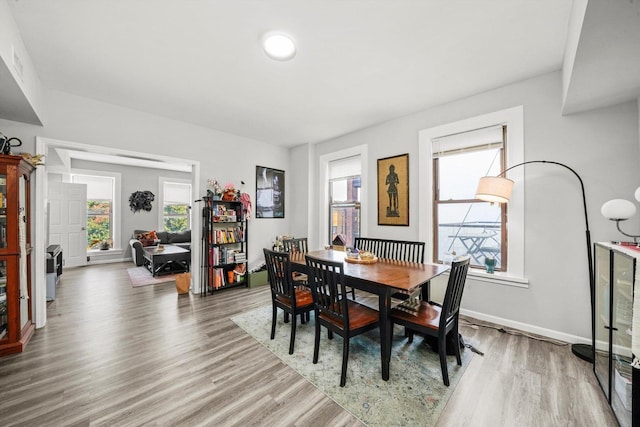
[291,249,449,293]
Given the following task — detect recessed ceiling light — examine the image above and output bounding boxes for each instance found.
[263,33,296,61]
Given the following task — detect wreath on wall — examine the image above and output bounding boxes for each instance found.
[129,191,155,213]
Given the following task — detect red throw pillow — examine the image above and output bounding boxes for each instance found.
[136,230,158,247]
[143,230,158,240]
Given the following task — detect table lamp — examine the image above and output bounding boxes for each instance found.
[475,160,595,363]
[601,188,640,243]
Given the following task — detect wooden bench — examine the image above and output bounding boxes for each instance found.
[353,237,425,263]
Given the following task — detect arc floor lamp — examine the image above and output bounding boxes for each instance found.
[475,160,594,363]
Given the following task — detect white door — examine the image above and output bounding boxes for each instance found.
[48,182,87,268]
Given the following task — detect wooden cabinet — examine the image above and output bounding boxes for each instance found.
[594,242,639,427]
[201,197,248,294]
[0,155,35,357]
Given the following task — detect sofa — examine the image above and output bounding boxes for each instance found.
[129,229,191,266]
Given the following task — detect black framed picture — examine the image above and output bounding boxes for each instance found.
[256,166,285,218]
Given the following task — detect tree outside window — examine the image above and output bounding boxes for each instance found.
[161,180,191,232]
[71,173,116,250]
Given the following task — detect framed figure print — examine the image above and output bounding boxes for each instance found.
[377,153,409,226]
[256,166,285,218]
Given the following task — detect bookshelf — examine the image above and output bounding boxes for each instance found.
[201,197,248,294]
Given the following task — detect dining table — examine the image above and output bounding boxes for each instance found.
[290,249,449,381]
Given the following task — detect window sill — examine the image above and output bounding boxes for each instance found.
[466,269,529,288]
[88,248,123,256]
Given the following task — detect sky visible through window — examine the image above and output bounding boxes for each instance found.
[436,148,504,268]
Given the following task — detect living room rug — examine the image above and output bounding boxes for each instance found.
[127,266,178,288]
[231,305,473,426]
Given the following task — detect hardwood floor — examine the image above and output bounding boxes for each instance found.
[0,262,617,426]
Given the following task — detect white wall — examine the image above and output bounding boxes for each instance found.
[301,71,640,343]
[0,89,291,270]
[289,144,310,241]
[0,0,45,123]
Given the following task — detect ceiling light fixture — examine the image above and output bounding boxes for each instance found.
[263,32,296,61]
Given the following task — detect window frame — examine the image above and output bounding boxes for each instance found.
[318,145,368,249]
[432,128,508,271]
[158,177,192,232]
[70,169,122,250]
[418,106,527,285]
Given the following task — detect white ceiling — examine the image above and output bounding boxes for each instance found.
[7,0,576,147]
[6,0,640,150]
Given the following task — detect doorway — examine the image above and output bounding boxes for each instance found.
[33,137,201,329]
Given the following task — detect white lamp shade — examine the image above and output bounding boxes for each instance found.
[601,199,637,220]
[635,187,640,203]
[476,176,514,203]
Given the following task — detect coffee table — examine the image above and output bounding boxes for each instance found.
[142,245,190,277]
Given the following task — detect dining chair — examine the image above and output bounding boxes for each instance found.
[305,254,380,387]
[390,256,470,386]
[282,237,310,285]
[263,248,314,355]
[282,237,308,254]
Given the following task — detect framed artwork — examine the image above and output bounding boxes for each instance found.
[256,166,285,218]
[377,153,409,226]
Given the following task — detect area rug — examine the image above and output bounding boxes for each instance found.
[127,266,178,288]
[231,305,473,426]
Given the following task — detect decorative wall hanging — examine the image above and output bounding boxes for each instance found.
[129,190,155,213]
[256,166,285,218]
[377,153,409,226]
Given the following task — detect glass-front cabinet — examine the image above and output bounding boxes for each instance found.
[595,243,612,400]
[594,242,639,427]
[0,155,35,357]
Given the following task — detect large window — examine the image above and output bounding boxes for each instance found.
[433,126,506,270]
[71,173,117,250]
[159,178,191,232]
[328,156,361,248]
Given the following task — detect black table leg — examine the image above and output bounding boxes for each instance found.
[379,289,391,381]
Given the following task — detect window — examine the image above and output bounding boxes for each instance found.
[418,105,525,283]
[433,126,506,270]
[71,173,117,250]
[159,178,191,232]
[328,156,361,248]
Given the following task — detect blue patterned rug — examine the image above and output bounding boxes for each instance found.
[231,305,473,426]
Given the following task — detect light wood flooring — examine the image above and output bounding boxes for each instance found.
[0,262,618,426]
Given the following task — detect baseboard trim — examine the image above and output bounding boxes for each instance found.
[86,257,131,265]
[460,308,590,345]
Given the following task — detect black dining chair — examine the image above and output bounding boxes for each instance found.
[263,248,314,355]
[305,254,380,387]
[390,256,470,386]
[282,237,310,286]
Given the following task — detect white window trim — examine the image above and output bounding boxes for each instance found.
[318,145,368,248]
[418,105,527,286]
[71,168,122,250]
[158,177,192,231]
